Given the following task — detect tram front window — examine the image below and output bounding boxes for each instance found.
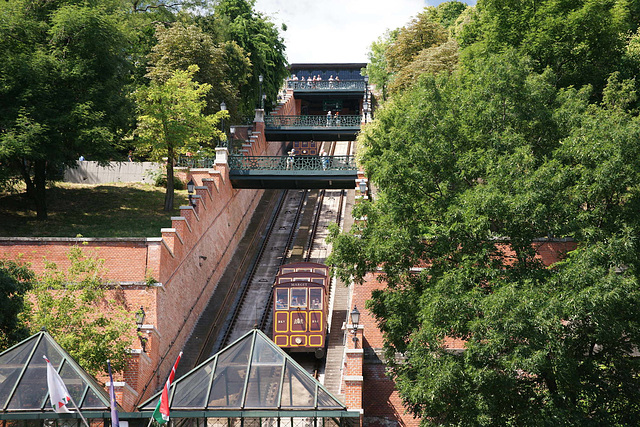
[291,288,307,308]
[310,288,322,309]
[276,289,289,310]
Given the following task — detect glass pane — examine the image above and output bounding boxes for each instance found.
[208,337,252,408]
[7,337,63,410]
[316,386,344,409]
[0,338,36,408]
[280,361,315,409]
[290,289,307,308]
[173,360,216,408]
[275,289,289,310]
[59,362,91,408]
[82,388,107,409]
[309,289,322,310]
[244,339,283,408]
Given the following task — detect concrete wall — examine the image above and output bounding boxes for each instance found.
[64,161,162,184]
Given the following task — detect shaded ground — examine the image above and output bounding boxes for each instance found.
[0,182,189,237]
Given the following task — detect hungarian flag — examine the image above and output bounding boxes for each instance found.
[152,352,182,425]
[43,355,72,413]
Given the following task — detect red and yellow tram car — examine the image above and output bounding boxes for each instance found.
[272,262,329,358]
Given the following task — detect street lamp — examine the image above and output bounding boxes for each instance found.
[220,102,227,147]
[358,179,367,194]
[135,307,148,352]
[187,178,196,207]
[258,74,264,109]
[135,307,146,330]
[363,75,370,123]
[350,305,360,347]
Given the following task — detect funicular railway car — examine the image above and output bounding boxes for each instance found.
[272,262,329,358]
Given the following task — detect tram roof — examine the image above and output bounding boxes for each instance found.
[138,329,357,420]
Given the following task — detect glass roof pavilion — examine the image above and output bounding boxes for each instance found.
[1,329,359,426]
[0,330,119,420]
[139,329,359,425]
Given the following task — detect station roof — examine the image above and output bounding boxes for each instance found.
[138,329,357,421]
[0,330,119,419]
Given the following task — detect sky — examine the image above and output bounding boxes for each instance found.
[253,0,476,64]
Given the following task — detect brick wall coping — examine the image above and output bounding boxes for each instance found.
[0,237,151,243]
[344,375,364,381]
[345,349,364,354]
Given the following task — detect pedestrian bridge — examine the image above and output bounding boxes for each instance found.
[228,154,358,189]
[264,115,361,142]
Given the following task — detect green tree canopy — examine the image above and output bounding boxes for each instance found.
[207,0,289,115]
[330,50,640,424]
[134,65,225,211]
[0,0,133,219]
[24,246,134,375]
[0,260,34,351]
[146,22,251,117]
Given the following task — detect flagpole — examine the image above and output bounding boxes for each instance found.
[67,394,91,427]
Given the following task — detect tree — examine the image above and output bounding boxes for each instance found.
[134,65,226,211]
[146,22,251,116]
[329,50,640,424]
[465,0,639,96]
[209,0,289,116]
[365,31,397,102]
[0,0,133,219]
[24,246,134,375]
[0,260,34,351]
[388,40,459,94]
[386,11,449,72]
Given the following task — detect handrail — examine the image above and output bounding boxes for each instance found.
[286,80,366,91]
[264,115,361,128]
[228,155,357,171]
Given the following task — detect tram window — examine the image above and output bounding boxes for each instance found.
[310,288,322,310]
[291,288,307,308]
[276,289,289,310]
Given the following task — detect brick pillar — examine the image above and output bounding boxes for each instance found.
[344,321,364,426]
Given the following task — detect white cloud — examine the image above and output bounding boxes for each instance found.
[254,0,476,64]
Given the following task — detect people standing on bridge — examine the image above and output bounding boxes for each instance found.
[335,111,340,126]
[328,75,334,89]
[320,149,329,170]
[326,111,332,126]
[287,148,296,169]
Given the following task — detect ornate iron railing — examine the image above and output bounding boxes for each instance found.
[286,80,366,91]
[228,155,357,171]
[176,156,215,168]
[264,115,361,129]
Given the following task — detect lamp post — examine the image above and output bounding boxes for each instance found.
[259,74,264,109]
[187,178,196,207]
[350,305,360,347]
[135,307,148,352]
[220,102,227,147]
[364,75,370,123]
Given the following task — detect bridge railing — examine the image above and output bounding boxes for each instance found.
[228,155,357,171]
[264,115,361,129]
[286,80,366,91]
[176,156,215,168]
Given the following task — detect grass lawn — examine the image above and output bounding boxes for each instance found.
[0,182,189,237]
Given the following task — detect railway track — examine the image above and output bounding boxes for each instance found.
[185,141,353,382]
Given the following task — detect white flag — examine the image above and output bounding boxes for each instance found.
[44,355,72,413]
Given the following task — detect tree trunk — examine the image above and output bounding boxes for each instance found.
[33,159,48,220]
[18,158,36,199]
[163,147,175,212]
